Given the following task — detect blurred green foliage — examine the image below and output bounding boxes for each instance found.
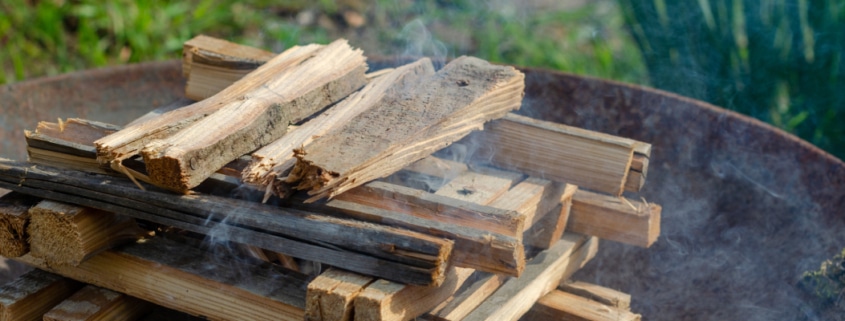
[799,248,845,314]
[618,0,845,159]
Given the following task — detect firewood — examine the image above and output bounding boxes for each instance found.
[141,39,368,192]
[305,268,374,321]
[0,269,82,321]
[522,184,578,249]
[182,35,276,100]
[423,271,508,321]
[25,119,120,174]
[177,37,652,195]
[569,190,661,248]
[94,42,324,173]
[521,290,641,321]
[461,234,599,321]
[0,159,452,286]
[242,58,435,199]
[43,285,153,321]
[558,280,632,310]
[27,200,144,266]
[353,267,475,321]
[0,192,39,258]
[15,236,309,321]
[285,55,524,202]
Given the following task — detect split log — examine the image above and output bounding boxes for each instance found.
[558,280,631,310]
[0,159,451,286]
[177,37,652,195]
[0,269,82,321]
[182,35,276,100]
[142,39,368,191]
[27,200,143,266]
[94,42,324,170]
[243,58,435,200]
[569,190,661,248]
[461,234,599,321]
[15,236,309,321]
[43,285,153,321]
[0,192,39,258]
[521,290,641,321]
[305,268,374,321]
[286,55,525,202]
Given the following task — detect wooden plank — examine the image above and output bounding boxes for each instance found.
[182,35,276,100]
[0,159,452,286]
[523,184,578,249]
[0,269,82,321]
[558,280,632,310]
[569,190,661,248]
[353,267,475,321]
[463,113,634,196]
[305,269,374,321]
[424,272,508,321]
[15,236,309,321]
[28,200,143,266]
[95,43,324,169]
[142,39,368,192]
[0,192,39,258]
[243,58,435,200]
[43,285,153,321]
[286,56,524,202]
[433,169,522,204]
[462,234,599,321]
[521,290,641,321]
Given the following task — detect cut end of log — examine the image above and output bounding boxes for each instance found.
[140,141,195,192]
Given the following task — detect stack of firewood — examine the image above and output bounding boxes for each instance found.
[0,35,659,321]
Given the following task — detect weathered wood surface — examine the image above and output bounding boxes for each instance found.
[25,119,120,174]
[15,236,309,321]
[28,200,143,266]
[0,269,82,321]
[94,43,324,169]
[521,290,641,321]
[43,285,153,321]
[462,234,599,321]
[286,56,524,202]
[558,280,632,310]
[305,268,374,321]
[0,159,452,286]
[569,190,661,248]
[0,192,39,258]
[243,58,435,200]
[182,35,276,100]
[424,271,508,321]
[142,39,368,191]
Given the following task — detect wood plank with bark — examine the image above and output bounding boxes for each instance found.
[0,159,452,286]
[43,285,153,321]
[142,39,368,191]
[0,192,39,258]
[286,56,524,202]
[28,200,143,266]
[461,234,599,321]
[521,290,641,321]
[0,269,82,321]
[243,58,435,200]
[15,236,309,321]
[569,190,661,248]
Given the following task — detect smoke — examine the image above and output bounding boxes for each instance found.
[396,19,449,69]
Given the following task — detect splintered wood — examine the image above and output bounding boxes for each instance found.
[285,56,525,202]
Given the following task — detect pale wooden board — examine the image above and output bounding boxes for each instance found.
[569,190,661,248]
[521,290,641,321]
[558,280,632,310]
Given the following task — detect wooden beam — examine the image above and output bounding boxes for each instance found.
[0,159,452,286]
[0,269,82,321]
[305,268,374,321]
[286,56,524,202]
[182,35,276,100]
[461,234,599,321]
[43,285,153,321]
[142,39,368,191]
[28,200,143,266]
[521,290,641,321]
[0,192,39,258]
[15,236,309,321]
[423,271,508,321]
[558,280,632,310]
[243,58,435,200]
[569,190,661,248]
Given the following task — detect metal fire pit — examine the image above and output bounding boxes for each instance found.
[1,60,843,320]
